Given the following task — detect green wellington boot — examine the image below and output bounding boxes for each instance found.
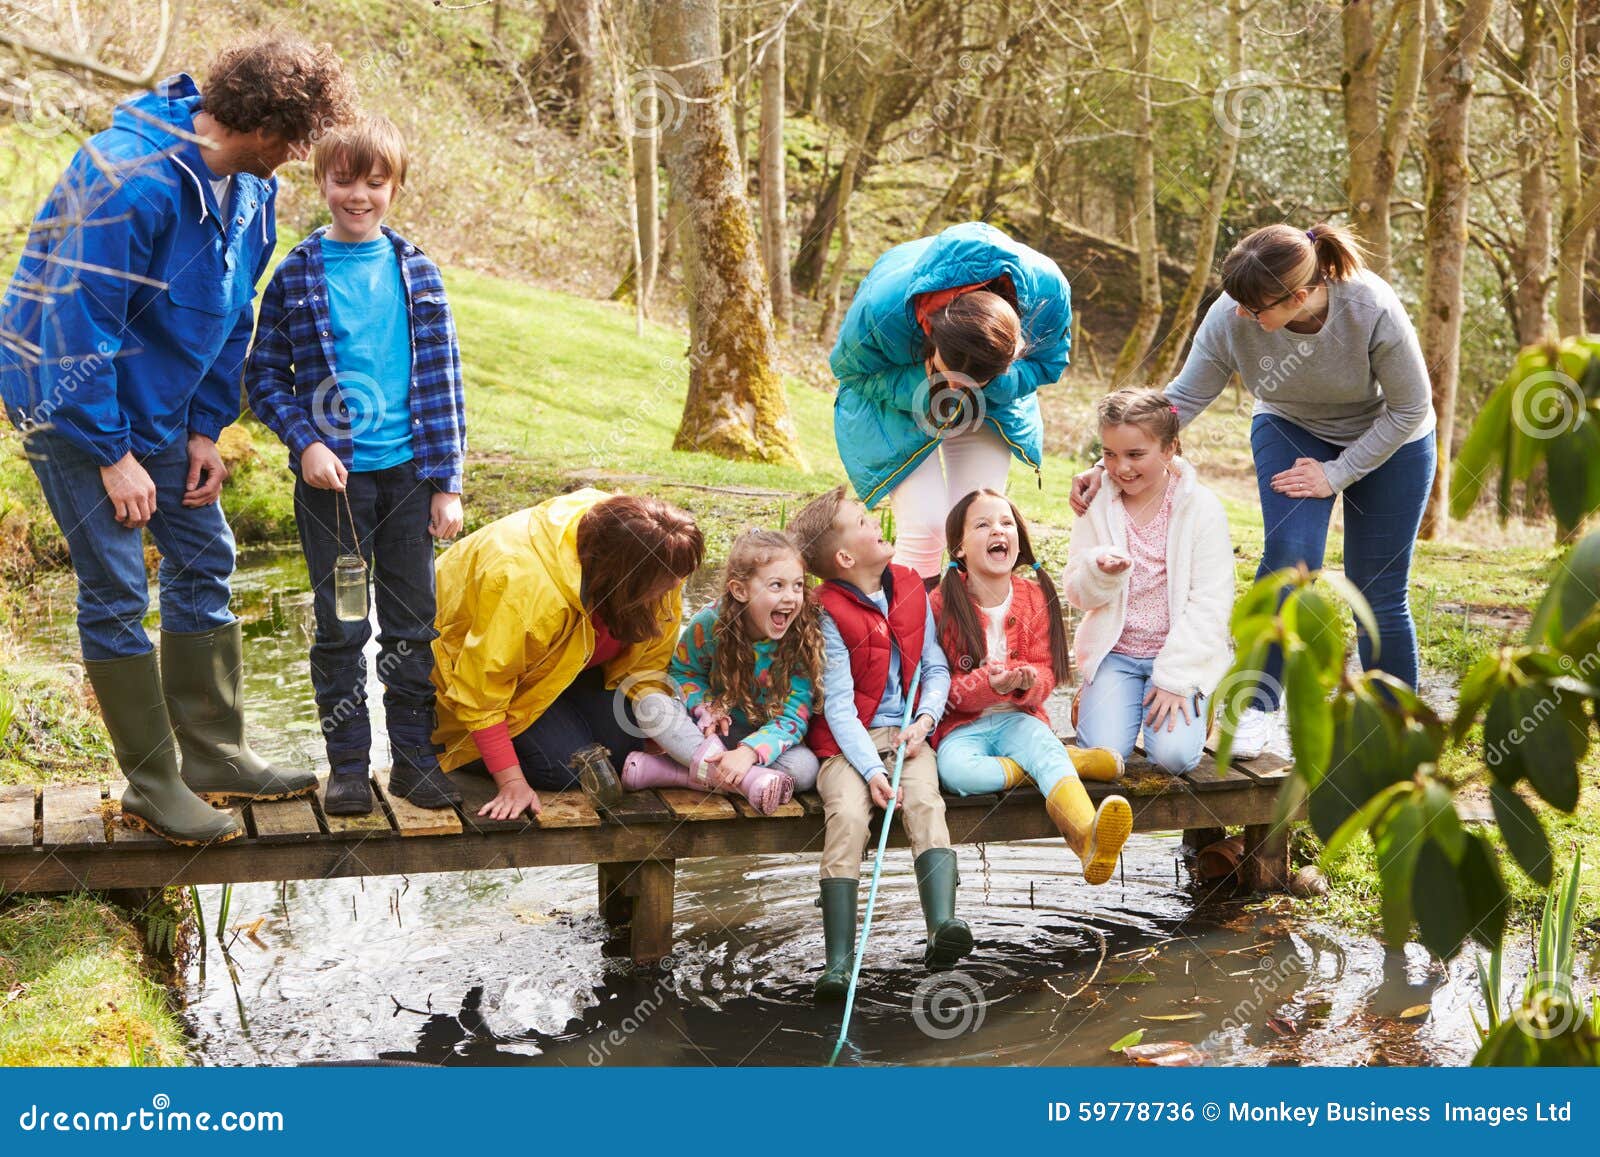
[85,652,241,846]
[814,877,859,1002]
[915,848,974,969]
[161,622,318,805]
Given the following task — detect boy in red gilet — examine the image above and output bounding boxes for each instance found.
[788,486,970,1003]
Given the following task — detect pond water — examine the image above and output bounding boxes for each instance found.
[26,549,1505,1067]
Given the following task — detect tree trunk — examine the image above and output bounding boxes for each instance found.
[817,72,883,343]
[1342,0,1425,277]
[1112,0,1163,387]
[1508,0,1554,346]
[535,0,604,135]
[1418,0,1494,541]
[759,15,792,331]
[803,0,832,116]
[922,1,1013,234]
[654,0,800,465]
[1145,0,1243,386]
[1553,0,1600,335]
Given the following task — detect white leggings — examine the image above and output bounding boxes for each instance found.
[889,424,1013,579]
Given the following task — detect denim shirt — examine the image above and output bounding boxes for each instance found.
[818,595,951,780]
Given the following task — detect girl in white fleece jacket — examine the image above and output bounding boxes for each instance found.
[1063,390,1235,774]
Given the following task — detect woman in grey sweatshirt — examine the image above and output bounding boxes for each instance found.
[1072,223,1435,756]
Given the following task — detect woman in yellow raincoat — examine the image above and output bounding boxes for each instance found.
[431,488,705,820]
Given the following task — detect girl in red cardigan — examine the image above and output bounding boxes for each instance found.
[931,489,1132,885]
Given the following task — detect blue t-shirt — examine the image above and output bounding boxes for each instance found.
[320,236,414,471]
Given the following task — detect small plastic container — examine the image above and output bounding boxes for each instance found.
[333,553,369,622]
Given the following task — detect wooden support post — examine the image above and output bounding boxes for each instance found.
[1241,822,1290,892]
[1181,826,1226,854]
[629,858,675,968]
[598,861,637,926]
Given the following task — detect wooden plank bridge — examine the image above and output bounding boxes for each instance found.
[0,733,1296,966]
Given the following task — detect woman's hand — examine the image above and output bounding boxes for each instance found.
[1270,457,1334,500]
[1143,686,1193,733]
[1069,464,1105,516]
[479,770,541,820]
[702,743,758,788]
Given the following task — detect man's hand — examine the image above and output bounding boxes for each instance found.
[1069,464,1105,516]
[100,452,157,528]
[429,491,463,540]
[182,433,227,507]
[300,442,348,491]
[868,772,903,810]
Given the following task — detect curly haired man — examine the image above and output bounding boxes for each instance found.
[0,35,358,845]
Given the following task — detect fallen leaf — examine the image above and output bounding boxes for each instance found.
[1397,1004,1431,1020]
[1108,1029,1145,1053]
[1124,1042,1209,1067]
[1265,1016,1298,1036]
[1142,1012,1203,1021]
[1099,971,1157,985]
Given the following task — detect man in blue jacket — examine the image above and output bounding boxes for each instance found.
[0,36,357,845]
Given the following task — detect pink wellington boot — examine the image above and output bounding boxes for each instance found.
[620,750,698,791]
[728,766,795,816]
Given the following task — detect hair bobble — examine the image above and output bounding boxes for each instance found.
[946,560,961,571]
[1306,229,1317,244]
[1030,561,1042,573]
[1169,404,1179,415]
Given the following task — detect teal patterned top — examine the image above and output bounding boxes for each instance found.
[669,605,815,764]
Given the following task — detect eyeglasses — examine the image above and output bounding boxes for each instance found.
[1241,291,1296,320]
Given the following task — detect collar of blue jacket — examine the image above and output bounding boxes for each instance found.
[0,73,279,466]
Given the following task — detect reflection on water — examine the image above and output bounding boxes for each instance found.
[28,551,1499,1066]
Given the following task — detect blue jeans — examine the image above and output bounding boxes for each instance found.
[1075,652,1207,775]
[17,423,234,660]
[937,710,1074,796]
[1251,413,1435,705]
[294,462,438,758]
[455,668,645,791]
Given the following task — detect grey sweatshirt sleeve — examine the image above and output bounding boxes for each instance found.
[1318,296,1434,493]
[1162,296,1237,427]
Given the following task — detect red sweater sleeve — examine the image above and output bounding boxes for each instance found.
[471,721,519,776]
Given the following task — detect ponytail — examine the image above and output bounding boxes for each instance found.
[1221,222,1368,311]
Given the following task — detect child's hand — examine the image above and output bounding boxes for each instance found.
[868,772,903,810]
[479,771,541,820]
[430,491,464,540]
[1070,464,1105,516]
[988,665,1037,695]
[301,442,348,491]
[896,714,935,758]
[702,743,758,788]
[1096,550,1132,576]
[695,706,732,737]
[1143,686,1194,733]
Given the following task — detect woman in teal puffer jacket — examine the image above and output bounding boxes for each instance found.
[829,222,1072,582]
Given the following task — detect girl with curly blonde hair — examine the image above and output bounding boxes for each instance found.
[623,529,825,815]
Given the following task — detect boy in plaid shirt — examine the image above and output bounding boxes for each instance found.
[246,116,467,815]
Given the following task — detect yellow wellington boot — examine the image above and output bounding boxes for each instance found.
[996,757,1027,790]
[1067,745,1125,783]
[1045,777,1133,886]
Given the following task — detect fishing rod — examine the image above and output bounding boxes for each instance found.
[827,662,923,1067]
